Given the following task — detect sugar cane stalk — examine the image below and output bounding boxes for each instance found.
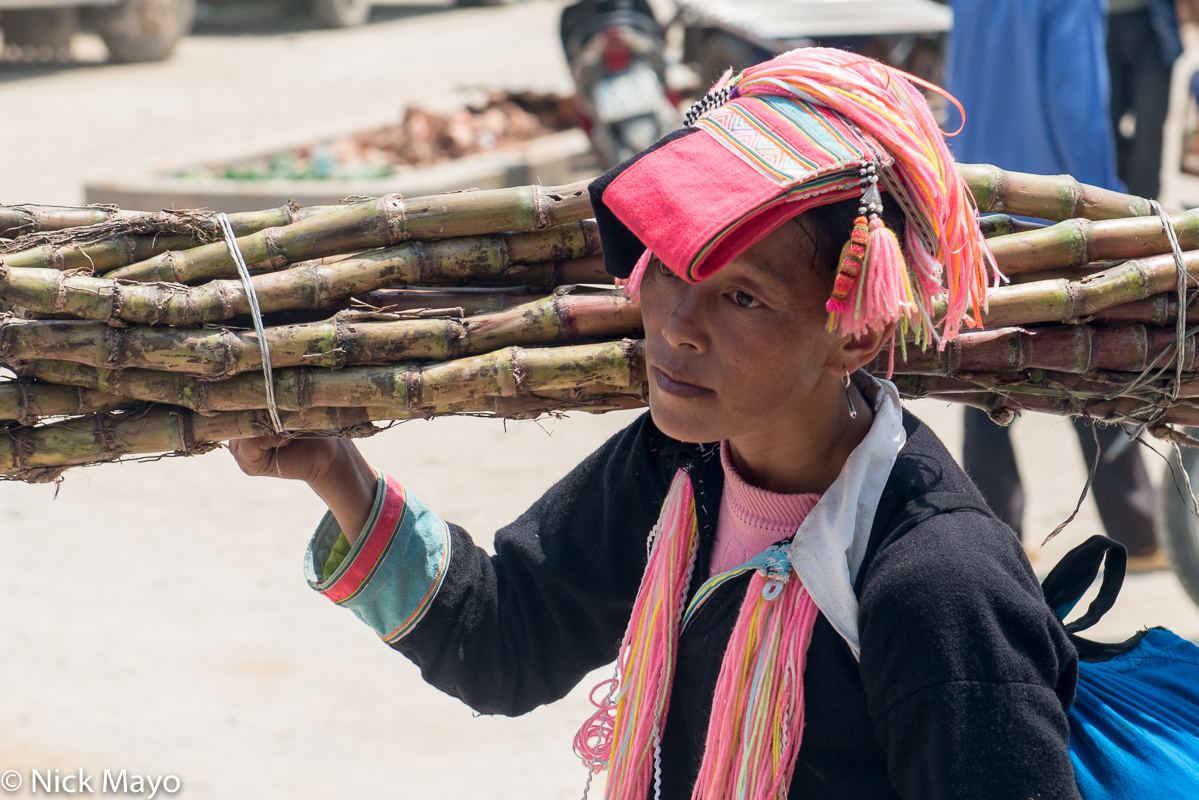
[106,215,602,285]
[0,291,642,375]
[879,323,1198,376]
[0,207,333,273]
[0,234,609,326]
[0,201,323,239]
[1090,294,1199,325]
[0,389,648,481]
[2,205,134,238]
[19,339,647,414]
[0,205,381,297]
[99,180,593,284]
[980,250,1199,327]
[920,389,1199,429]
[891,373,1199,429]
[986,210,1199,275]
[1,234,206,274]
[958,163,1153,222]
[0,381,138,423]
[895,368,1199,400]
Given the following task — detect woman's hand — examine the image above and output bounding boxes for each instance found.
[229,435,337,483]
[230,436,378,544]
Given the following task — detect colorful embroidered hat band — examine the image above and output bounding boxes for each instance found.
[588,48,997,349]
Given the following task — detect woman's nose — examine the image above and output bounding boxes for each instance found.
[661,285,710,352]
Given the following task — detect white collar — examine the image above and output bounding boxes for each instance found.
[786,374,906,660]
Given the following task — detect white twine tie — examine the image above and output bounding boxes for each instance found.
[1149,200,1193,400]
[216,212,285,434]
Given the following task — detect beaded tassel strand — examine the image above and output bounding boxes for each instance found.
[825,162,920,346]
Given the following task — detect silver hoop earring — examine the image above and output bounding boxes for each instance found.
[844,370,858,420]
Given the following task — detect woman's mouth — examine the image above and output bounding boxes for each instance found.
[652,366,714,398]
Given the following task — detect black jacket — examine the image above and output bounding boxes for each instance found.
[394,410,1081,799]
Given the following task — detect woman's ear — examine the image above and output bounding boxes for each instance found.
[830,322,897,375]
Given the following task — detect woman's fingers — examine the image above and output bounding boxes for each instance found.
[229,436,342,483]
[229,436,294,478]
[228,437,377,540]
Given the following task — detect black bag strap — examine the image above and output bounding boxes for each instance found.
[1039,535,1127,633]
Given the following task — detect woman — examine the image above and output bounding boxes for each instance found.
[232,49,1080,799]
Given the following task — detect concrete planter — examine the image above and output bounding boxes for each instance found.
[85,129,596,212]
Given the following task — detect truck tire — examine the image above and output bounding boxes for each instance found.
[91,0,194,64]
[1,8,77,59]
[1155,441,1199,607]
[311,0,371,28]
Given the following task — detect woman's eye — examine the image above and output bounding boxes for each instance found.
[731,290,762,308]
[657,261,674,278]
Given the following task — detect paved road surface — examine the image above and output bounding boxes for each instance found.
[0,1,576,205]
[2,4,1199,797]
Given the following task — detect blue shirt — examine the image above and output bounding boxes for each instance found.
[946,0,1122,191]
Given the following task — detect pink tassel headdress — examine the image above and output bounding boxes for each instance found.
[729,48,997,346]
[599,47,999,349]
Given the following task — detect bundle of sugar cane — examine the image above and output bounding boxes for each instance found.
[0,164,1193,482]
[867,168,1199,444]
[0,180,653,482]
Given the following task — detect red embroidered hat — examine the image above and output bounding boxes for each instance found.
[589,48,995,345]
[594,93,887,282]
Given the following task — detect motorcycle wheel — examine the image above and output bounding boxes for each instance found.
[1155,441,1199,606]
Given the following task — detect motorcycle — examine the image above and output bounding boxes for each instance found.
[559,0,680,169]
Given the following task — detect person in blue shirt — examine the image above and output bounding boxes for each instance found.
[947,0,1122,189]
[947,0,1162,568]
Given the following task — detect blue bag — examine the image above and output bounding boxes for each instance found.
[1041,536,1199,798]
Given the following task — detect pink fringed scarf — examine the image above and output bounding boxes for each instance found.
[575,470,821,800]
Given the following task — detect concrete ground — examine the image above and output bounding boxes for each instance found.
[0,0,577,206]
[2,3,1199,797]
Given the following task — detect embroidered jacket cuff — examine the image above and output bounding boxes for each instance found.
[304,472,452,643]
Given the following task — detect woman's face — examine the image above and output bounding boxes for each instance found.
[639,221,847,445]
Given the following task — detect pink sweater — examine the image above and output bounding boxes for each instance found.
[709,441,822,576]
